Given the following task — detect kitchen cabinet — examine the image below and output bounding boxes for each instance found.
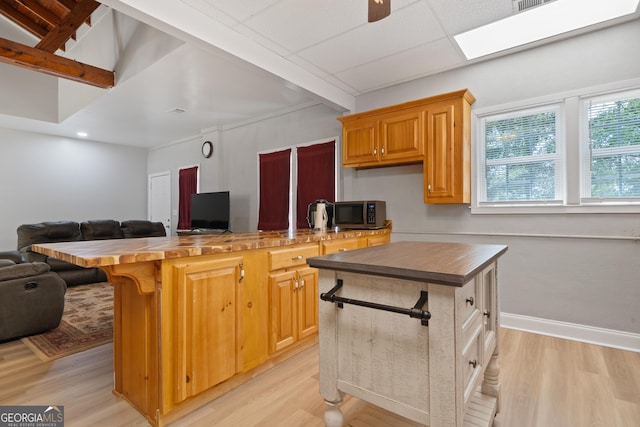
[424,93,474,204]
[32,226,391,427]
[340,107,423,168]
[268,244,319,353]
[309,241,507,427]
[339,89,475,204]
[171,255,245,402]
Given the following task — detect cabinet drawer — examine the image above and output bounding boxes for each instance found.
[462,329,483,406]
[366,235,389,247]
[268,244,319,271]
[458,277,480,326]
[322,238,360,255]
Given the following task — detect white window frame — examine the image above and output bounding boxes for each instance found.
[476,104,565,207]
[472,80,640,215]
[579,88,640,205]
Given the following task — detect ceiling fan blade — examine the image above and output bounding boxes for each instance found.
[368,0,390,23]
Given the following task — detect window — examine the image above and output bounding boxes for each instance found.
[258,139,337,231]
[581,90,640,202]
[478,105,563,205]
[475,85,640,213]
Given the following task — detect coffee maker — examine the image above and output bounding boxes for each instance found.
[307,199,333,230]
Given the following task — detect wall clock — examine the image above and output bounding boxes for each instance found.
[201,141,213,158]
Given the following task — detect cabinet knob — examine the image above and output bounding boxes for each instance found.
[427,183,432,192]
[373,148,377,156]
[381,146,385,156]
[466,296,474,306]
[469,360,478,369]
[483,310,491,318]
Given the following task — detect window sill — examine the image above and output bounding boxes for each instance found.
[471,203,640,215]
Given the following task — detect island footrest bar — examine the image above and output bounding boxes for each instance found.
[320,279,431,326]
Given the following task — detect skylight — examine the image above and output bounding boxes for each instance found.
[454,0,640,60]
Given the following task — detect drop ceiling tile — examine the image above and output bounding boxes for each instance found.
[297,1,444,74]
[186,0,282,23]
[241,0,419,54]
[334,38,466,93]
[427,0,514,34]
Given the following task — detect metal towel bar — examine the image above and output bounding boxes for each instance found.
[320,279,431,326]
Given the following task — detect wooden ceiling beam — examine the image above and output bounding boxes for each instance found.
[0,37,114,88]
[0,1,48,38]
[15,0,63,27]
[35,0,99,53]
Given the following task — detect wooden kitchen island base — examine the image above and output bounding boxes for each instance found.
[308,241,507,427]
[32,226,391,426]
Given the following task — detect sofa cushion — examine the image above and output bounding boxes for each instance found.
[81,220,124,240]
[121,220,166,238]
[0,262,50,281]
[17,221,82,250]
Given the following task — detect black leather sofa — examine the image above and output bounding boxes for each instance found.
[16,219,166,286]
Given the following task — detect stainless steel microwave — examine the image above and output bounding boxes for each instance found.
[333,201,386,229]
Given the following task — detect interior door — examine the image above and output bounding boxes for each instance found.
[149,172,171,235]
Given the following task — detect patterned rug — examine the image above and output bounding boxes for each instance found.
[21,282,113,361]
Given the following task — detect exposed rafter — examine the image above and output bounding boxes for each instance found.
[0,37,114,88]
[0,0,114,88]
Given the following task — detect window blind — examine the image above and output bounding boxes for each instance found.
[479,105,563,204]
[581,90,640,201]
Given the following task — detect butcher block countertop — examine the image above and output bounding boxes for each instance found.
[307,241,507,286]
[31,225,391,268]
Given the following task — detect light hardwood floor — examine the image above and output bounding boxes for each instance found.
[1,328,639,427]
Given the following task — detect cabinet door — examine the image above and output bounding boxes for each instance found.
[424,99,471,204]
[342,118,379,167]
[379,109,423,164]
[296,266,318,340]
[174,256,243,401]
[269,270,297,352]
[425,102,456,202]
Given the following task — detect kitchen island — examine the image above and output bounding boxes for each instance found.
[32,225,390,426]
[307,241,508,427]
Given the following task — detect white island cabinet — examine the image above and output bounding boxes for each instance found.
[307,241,508,427]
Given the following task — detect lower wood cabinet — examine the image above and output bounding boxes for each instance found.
[269,266,318,352]
[171,256,245,402]
[268,244,319,353]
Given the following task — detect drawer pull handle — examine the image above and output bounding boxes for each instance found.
[466,296,474,306]
[291,255,303,260]
[338,248,348,252]
[469,360,478,369]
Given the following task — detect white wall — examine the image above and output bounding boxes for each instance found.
[0,128,148,250]
[147,103,342,233]
[345,21,640,342]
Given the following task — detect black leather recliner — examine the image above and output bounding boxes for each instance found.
[0,261,66,342]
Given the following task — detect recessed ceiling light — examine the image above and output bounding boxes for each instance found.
[454,0,640,60]
[77,131,88,138]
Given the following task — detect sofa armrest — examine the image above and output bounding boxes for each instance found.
[0,250,24,264]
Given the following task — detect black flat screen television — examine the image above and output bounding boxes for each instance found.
[190,191,230,231]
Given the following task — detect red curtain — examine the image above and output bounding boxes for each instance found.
[177,166,198,230]
[296,140,336,229]
[258,149,291,230]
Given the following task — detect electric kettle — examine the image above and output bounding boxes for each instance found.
[307,199,333,230]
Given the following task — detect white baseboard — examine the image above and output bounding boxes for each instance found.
[500,313,640,353]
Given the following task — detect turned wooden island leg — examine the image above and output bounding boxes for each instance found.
[482,351,501,413]
[324,399,344,427]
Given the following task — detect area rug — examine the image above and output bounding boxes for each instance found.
[21,282,113,361]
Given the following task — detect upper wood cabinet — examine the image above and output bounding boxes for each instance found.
[340,107,424,168]
[339,89,475,204]
[424,94,474,204]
